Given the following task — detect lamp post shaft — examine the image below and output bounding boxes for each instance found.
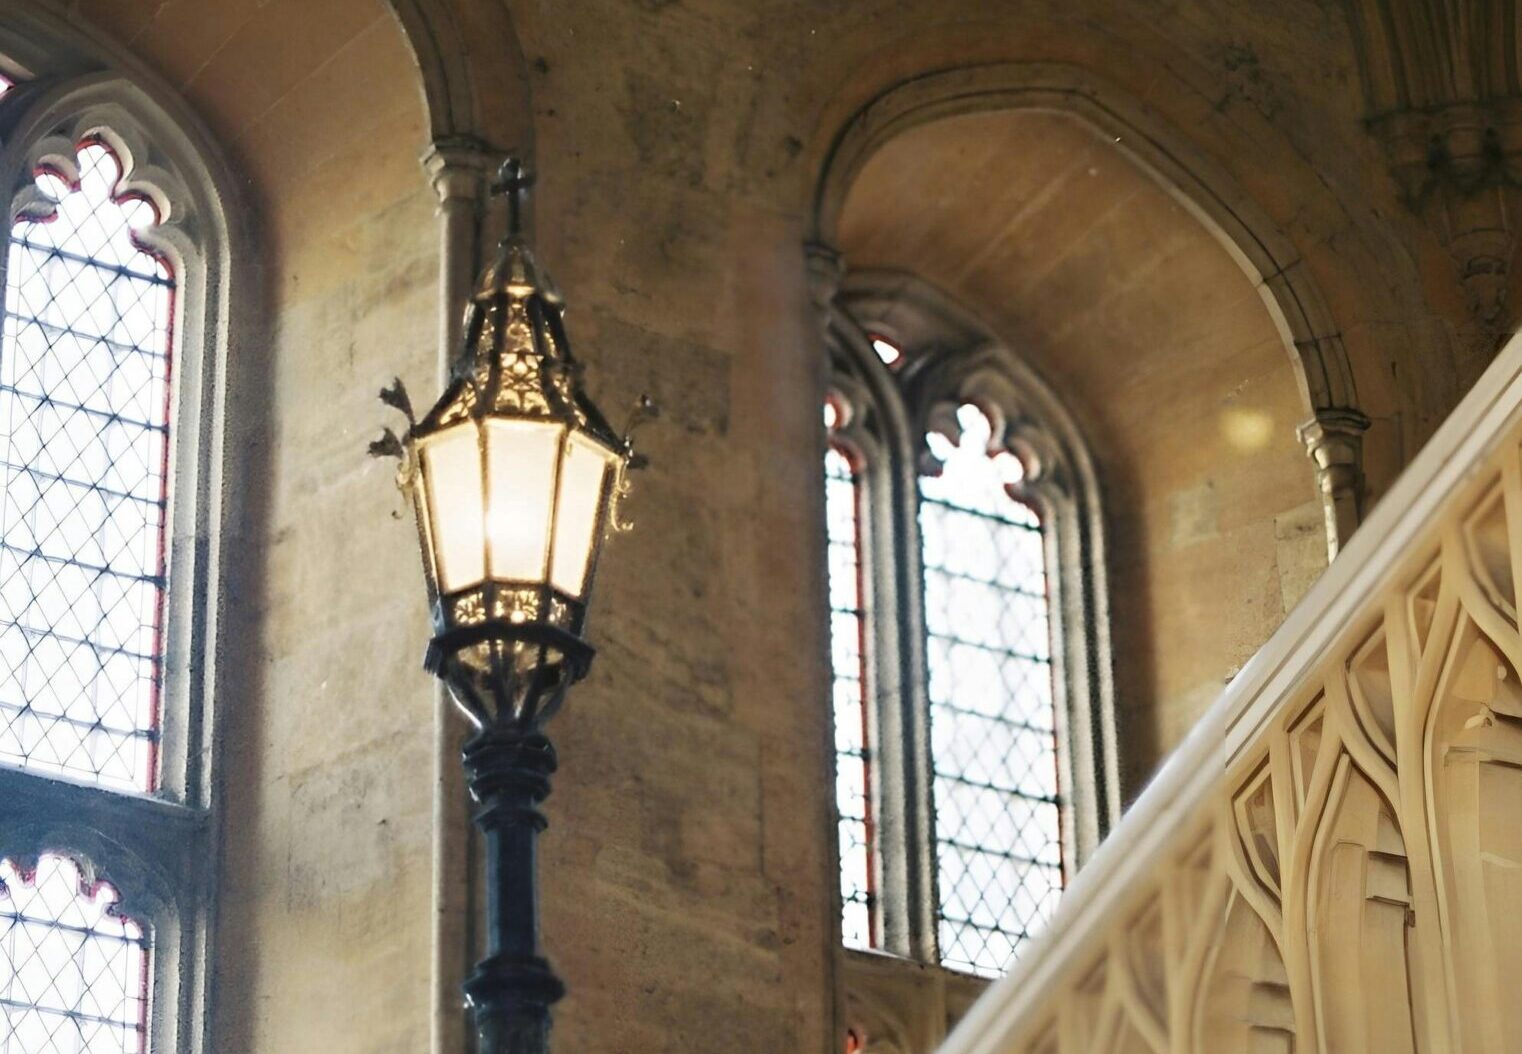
[462,729,565,1054]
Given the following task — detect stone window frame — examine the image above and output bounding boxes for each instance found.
[0,19,244,1054]
[820,267,1121,977]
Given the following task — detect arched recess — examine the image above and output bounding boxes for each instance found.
[809,62,1370,557]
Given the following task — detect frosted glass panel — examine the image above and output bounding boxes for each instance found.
[0,141,173,791]
[920,404,1059,978]
[825,444,874,949]
[0,854,151,1054]
[421,424,486,592]
[485,419,562,583]
[549,432,615,597]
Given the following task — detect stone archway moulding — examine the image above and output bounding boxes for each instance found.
[810,62,1369,556]
[387,0,533,153]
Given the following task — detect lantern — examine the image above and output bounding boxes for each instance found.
[379,158,651,731]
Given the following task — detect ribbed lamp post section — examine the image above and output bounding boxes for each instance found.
[374,159,652,1053]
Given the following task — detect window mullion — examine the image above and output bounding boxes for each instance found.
[881,443,940,963]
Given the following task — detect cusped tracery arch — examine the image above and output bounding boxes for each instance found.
[0,69,241,809]
[823,266,1119,978]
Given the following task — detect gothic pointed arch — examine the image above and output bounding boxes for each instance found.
[809,61,1370,556]
[835,267,1119,862]
[386,0,534,157]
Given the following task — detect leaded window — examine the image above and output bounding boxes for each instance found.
[0,853,150,1053]
[921,404,1061,977]
[0,140,173,793]
[821,279,1117,989]
[0,50,233,1054]
[825,414,874,949]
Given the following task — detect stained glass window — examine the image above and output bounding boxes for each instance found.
[0,141,174,792]
[921,403,1061,977]
[826,406,875,949]
[0,853,150,1054]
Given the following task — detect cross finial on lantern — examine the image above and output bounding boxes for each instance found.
[492,157,534,237]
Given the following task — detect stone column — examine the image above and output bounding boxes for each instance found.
[422,134,503,1054]
[1298,408,1371,561]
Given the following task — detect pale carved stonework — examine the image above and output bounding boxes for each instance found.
[934,330,1522,1054]
[842,950,985,1054]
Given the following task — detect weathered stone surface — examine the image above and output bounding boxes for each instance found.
[42,0,1507,1050]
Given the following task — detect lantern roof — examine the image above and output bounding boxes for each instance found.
[416,159,622,452]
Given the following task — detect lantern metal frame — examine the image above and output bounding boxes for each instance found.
[375,158,650,1054]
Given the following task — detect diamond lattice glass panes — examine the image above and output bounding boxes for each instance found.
[920,403,1061,977]
[826,438,875,949]
[0,142,174,792]
[0,853,151,1054]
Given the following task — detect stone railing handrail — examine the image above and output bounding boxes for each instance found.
[940,330,1522,1054]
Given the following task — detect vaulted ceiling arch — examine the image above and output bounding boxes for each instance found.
[811,61,1368,553]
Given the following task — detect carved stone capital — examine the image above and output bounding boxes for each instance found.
[1348,0,1522,338]
[1381,114,1519,335]
[1298,408,1371,558]
[421,134,504,206]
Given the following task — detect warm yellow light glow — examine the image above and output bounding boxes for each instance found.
[485,419,563,582]
[1221,407,1275,451]
[421,424,486,592]
[550,432,618,597]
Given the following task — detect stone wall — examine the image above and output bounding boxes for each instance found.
[34,0,1502,1050]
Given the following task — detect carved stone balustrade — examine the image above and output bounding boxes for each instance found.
[938,330,1522,1054]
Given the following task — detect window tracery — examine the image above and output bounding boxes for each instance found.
[921,404,1061,976]
[826,402,875,950]
[0,24,241,1054]
[819,271,1117,990]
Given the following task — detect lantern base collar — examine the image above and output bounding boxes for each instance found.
[425,619,595,732]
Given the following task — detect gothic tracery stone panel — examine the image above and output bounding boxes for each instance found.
[931,343,1522,1054]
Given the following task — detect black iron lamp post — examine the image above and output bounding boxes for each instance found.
[374,159,651,1053]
